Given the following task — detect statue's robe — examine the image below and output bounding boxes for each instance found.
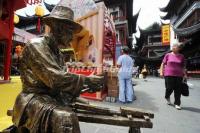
[12,36,84,133]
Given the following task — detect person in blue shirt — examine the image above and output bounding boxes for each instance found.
[117,46,135,103]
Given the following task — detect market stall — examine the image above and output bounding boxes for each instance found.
[71,2,116,100]
[45,1,116,100]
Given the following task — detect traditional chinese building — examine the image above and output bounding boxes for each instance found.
[139,24,169,59]
[94,0,139,60]
[0,0,26,81]
[160,0,200,76]
[134,23,170,74]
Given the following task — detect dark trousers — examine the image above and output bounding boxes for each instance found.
[165,76,183,106]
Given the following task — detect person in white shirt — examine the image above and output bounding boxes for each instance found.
[117,46,135,103]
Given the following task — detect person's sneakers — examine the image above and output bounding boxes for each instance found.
[118,100,126,104]
[133,96,137,101]
[166,98,172,105]
[175,105,182,110]
[126,101,132,104]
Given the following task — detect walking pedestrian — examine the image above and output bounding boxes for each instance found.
[160,43,187,110]
[117,46,135,103]
[135,66,139,78]
[141,64,148,79]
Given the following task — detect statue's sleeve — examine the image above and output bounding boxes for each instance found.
[23,42,84,92]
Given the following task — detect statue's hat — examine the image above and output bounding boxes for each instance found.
[43,0,83,33]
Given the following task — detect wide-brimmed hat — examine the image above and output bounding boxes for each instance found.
[43,0,83,33]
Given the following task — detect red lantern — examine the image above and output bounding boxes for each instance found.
[35,5,45,33]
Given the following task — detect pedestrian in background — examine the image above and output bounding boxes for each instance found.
[160,43,187,110]
[117,46,135,103]
[141,64,148,79]
[135,66,139,78]
[132,65,139,78]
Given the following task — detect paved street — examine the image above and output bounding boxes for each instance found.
[80,77,200,133]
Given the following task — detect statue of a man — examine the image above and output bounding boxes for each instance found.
[12,1,102,133]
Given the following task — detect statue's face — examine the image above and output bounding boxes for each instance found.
[51,22,73,47]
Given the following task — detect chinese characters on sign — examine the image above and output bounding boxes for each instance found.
[162,24,170,45]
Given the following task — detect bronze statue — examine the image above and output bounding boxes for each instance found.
[12,1,102,132]
[7,1,154,133]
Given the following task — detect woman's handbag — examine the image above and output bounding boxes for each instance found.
[181,79,189,96]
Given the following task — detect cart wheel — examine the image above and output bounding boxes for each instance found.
[129,127,141,133]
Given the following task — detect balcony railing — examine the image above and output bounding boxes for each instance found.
[113,16,126,22]
[174,1,200,28]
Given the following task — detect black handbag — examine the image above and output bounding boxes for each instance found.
[181,80,189,96]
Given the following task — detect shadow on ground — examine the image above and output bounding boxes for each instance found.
[182,107,200,114]
[132,90,159,112]
[91,90,158,113]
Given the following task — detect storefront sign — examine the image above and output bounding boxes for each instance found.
[161,24,170,45]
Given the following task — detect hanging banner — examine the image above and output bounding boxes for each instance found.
[162,24,170,45]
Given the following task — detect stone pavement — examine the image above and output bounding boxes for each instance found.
[79,77,200,133]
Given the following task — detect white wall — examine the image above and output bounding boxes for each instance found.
[170,25,179,50]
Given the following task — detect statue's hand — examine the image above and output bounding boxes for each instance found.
[84,75,104,92]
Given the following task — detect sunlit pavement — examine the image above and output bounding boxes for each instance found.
[85,77,200,133]
[1,77,200,133]
[0,77,21,131]
[133,77,200,133]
